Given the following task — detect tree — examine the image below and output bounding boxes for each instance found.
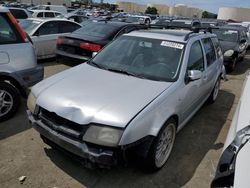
[145,7,158,15]
[202,11,209,18]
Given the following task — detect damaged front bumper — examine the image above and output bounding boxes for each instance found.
[27,110,117,168]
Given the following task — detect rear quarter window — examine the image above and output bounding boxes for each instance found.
[0,14,23,44]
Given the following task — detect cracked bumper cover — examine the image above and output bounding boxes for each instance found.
[27,110,117,167]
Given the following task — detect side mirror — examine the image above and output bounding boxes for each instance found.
[92,52,98,57]
[188,70,202,81]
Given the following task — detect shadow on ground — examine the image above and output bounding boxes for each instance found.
[44,90,235,188]
[228,57,250,76]
[0,99,31,140]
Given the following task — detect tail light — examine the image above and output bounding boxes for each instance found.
[80,43,102,52]
[6,12,28,43]
[56,38,64,45]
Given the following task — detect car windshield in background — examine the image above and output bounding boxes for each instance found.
[19,20,41,34]
[74,22,118,38]
[89,36,184,82]
[126,17,144,23]
[212,29,239,42]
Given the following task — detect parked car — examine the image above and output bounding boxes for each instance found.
[31,10,63,19]
[170,19,201,28]
[0,8,43,121]
[7,7,31,22]
[28,5,67,14]
[56,21,146,63]
[212,26,248,72]
[125,15,151,25]
[27,28,224,170]
[211,72,250,188]
[57,13,89,23]
[228,22,250,47]
[151,18,171,26]
[19,18,81,59]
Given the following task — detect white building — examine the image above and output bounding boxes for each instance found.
[116,2,203,18]
[218,7,250,22]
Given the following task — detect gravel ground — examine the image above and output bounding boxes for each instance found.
[1,55,250,188]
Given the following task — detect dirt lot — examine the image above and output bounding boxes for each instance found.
[1,55,250,188]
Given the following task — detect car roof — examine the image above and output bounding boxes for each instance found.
[6,7,27,10]
[91,21,137,27]
[125,29,214,42]
[215,25,245,31]
[26,17,72,23]
[32,10,60,13]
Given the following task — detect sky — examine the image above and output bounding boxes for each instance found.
[103,0,250,13]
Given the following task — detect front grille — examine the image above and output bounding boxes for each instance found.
[39,108,89,140]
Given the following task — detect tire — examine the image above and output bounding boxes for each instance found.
[227,57,237,72]
[144,118,176,171]
[207,78,221,104]
[0,82,20,122]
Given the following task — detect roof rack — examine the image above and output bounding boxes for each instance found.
[148,24,216,41]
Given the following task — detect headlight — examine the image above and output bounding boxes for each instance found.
[224,50,234,57]
[27,92,36,114]
[83,125,123,147]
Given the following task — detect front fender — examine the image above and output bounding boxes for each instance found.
[119,83,180,146]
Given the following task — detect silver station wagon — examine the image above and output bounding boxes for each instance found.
[27,29,224,170]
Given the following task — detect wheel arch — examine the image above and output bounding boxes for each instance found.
[0,74,26,98]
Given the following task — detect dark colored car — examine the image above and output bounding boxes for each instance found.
[212,26,248,72]
[56,21,146,63]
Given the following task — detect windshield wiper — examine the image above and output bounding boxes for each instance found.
[107,68,147,79]
[88,61,107,70]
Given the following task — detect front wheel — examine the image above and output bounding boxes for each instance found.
[207,78,221,104]
[144,119,176,171]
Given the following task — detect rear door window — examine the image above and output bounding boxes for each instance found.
[59,21,81,33]
[9,9,28,19]
[36,21,59,35]
[211,37,222,58]
[37,12,43,18]
[187,40,204,71]
[201,38,217,67]
[44,12,55,18]
[0,14,22,44]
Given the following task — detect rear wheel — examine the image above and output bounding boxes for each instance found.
[0,82,20,122]
[208,78,221,104]
[144,119,176,171]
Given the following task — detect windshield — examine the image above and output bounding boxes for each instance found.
[19,20,41,34]
[212,29,239,42]
[74,22,118,38]
[89,36,184,82]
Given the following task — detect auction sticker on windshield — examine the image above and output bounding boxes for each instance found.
[161,41,184,49]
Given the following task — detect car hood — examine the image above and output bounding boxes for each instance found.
[33,63,172,128]
[219,41,238,52]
